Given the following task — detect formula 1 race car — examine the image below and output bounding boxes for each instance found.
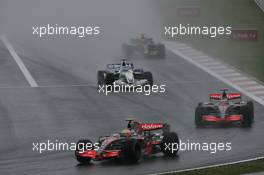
[123,34,166,58]
[75,119,179,164]
[97,59,153,87]
[195,88,254,127]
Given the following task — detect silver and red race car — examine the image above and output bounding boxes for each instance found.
[195,88,254,127]
[75,119,179,164]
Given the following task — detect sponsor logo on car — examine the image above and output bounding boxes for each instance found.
[140,123,163,130]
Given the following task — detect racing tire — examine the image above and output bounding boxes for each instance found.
[75,139,93,164]
[241,104,253,127]
[123,139,142,163]
[97,71,115,86]
[195,103,204,128]
[247,101,254,121]
[143,71,153,86]
[157,44,166,58]
[97,70,105,86]
[160,132,179,157]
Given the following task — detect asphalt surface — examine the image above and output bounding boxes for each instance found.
[0,39,263,175]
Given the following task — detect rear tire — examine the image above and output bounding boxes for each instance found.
[157,44,166,58]
[143,71,153,86]
[75,139,93,164]
[123,139,142,163]
[195,103,204,128]
[241,103,253,127]
[247,101,254,121]
[160,132,179,157]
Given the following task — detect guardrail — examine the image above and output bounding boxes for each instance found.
[255,0,264,12]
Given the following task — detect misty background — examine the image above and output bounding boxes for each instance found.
[0,0,164,84]
[0,0,263,83]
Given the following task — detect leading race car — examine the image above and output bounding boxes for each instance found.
[195,88,254,127]
[97,59,153,87]
[123,34,166,58]
[75,119,179,164]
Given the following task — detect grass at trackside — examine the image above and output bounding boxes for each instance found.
[159,0,264,82]
[164,159,264,175]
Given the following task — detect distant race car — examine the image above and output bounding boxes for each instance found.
[123,34,166,58]
[195,88,254,127]
[97,59,153,87]
[75,119,179,164]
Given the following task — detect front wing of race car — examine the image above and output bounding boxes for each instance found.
[77,149,121,161]
[114,79,149,86]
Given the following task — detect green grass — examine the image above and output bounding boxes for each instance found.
[159,0,264,82]
[165,159,264,175]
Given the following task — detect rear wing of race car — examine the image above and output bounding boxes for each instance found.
[139,123,165,131]
[126,119,169,131]
[209,93,241,100]
[227,93,241,100]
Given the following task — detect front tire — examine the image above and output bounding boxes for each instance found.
[241,103,253,127]
[195,103,204,128]
[158,44,166,58]
[160,132,179,157]
[75,139,93,164]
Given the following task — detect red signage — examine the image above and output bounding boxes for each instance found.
[231,28,258,41]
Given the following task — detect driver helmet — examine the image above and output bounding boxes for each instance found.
[121,59,127,67]
[222,90,227,100]
[121,128,133,137]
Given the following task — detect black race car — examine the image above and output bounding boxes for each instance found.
[97,59,153,87]
[75,119,179,164]
[123,34,165,58]
[195,88,254,127]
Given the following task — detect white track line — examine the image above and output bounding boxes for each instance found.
[227,76,250,82]
[255,0,264,13]
[214,69,236,74]
[235,81,258,86]
[252,90,264,95]
[208,65,228,70]
[202,62,222,66]
[195,58,214,63]
[1,35,38,87]
[0,83,95,89]
[244,85,264,91]
[191,55,211,59]
[221,72,242,77]
[152,156,264,175]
